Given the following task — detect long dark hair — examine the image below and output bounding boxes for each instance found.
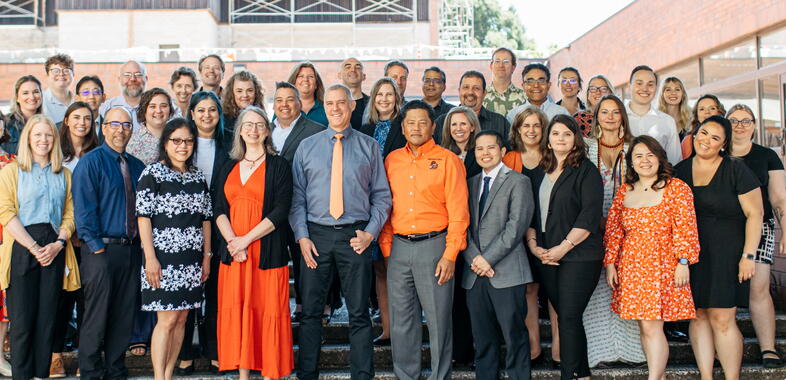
[188,91,225,143]
[624,135,672,191]
[158,117,198,171]
[60,101,99,162]
[540,114,587,173]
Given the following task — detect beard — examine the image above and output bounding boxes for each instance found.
[122,85,144,98]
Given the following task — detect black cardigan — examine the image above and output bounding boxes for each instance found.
[358,116,407,159]
[213,154,293,269]
[529,159,604,262]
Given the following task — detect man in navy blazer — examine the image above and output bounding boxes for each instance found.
[462,130,534,380]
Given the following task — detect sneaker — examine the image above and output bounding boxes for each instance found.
[49,357,66,378]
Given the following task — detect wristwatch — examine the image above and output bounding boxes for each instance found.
[204,252,213,258]
[56,238,67,247]
[742,253,755,261]
[677,258,689,265]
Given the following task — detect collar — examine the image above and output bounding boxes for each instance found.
[328,125,353,139]
[486,83,518,95]
[625,100,658,117]
[274,113,301,129]
[99,142,131,160]
[308,100,324,114]
[405,138,437,158]
[44,88,72,106]
[483,161,505,180]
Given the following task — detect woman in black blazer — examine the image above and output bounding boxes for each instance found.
[212,106,294,378]
[526,114,604,380]
[177,91,231,374]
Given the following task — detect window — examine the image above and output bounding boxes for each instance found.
[702,39,757,83]
[760,75,783,149]
[159,44,180,62]
[714,80,757,120]
[760,26,786,67]
[659,59,700,90]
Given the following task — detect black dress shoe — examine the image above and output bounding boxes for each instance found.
[551,360,561,370]
[531,353,545,367]
[175,365,194,376]
[664,325,689,342]
[373,337,391,346]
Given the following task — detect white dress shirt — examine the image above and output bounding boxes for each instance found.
[506,99,571,124]
[272,115,300,153]
[625,101,681,165]
[478,161,505,202]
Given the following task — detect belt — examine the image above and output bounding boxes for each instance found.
[309,221,368,230]
[101,237,138,246]
[395,229,447,242]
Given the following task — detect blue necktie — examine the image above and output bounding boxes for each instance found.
[479,176,491,217]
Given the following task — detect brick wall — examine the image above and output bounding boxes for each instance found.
[0,58,541,102]
[547,0,786,88]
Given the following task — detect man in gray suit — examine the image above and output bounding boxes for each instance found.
[463,130,534,380]
[272,81,326,321]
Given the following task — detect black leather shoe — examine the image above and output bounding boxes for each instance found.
[373,337,390,346]
[664,325,689,342]
[762,350,784,368]
[175,365,194,376]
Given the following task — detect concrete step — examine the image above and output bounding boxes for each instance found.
[45,364,786,379]
[55,338,786,373]
[287,312,786,343]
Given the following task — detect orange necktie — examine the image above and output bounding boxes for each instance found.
[329,134,344,220]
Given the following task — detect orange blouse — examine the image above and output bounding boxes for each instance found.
[603,178,700,321]
[502,151,523,173]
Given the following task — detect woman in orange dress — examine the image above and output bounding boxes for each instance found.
[604,135,700,380]
[213,106,294,380]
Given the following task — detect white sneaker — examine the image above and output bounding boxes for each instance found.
[0,358,12,377]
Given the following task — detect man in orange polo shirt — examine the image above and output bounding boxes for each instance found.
[379,100,470,380]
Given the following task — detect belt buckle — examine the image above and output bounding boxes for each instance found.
[332,224,344,230]
[404,234,417,240]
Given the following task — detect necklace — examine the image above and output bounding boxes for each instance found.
[243,152,266,165]
[598,137,623,148]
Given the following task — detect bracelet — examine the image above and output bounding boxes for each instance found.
[28,243,40,252]
[527,237,536,243]
[742,253,755,261]
[564,238,576,247]
[204,252,213,258]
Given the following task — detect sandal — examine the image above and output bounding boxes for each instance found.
[128,343,147,357]
[762,350,783,368]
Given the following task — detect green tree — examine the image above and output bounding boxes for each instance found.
[473,0,538,55]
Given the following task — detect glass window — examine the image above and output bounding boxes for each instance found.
[761,26,786,67]
[714,80,757,121]
[702,39,757,83]
[760,75,784,149]
[659,59,700,90]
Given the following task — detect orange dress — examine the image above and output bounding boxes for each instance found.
[603,178,700,321]
[217,161,293,377]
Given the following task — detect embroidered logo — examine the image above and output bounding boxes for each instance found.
[429,161,438,169]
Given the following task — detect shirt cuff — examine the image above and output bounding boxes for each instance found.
[442,246,459,262]
[84,237,105,253]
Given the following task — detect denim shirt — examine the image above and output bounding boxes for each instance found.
[17,162,66,232]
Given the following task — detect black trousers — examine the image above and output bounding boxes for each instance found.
[288,224,342,309]
[539,260,602,380]
[52,249,83,353]
[78,242,142,380]
[178,253,219,362]
[7,224,63,380]
[467,277,530,380]
[452,258,474,363]
[297,222,373,380]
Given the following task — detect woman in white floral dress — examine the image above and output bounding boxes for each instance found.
[136,117,212,380]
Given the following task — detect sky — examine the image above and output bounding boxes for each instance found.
[502,0,635,55]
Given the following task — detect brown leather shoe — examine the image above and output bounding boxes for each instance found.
[49,356,66,378]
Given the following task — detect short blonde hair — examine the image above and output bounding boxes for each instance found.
[17,114,63,173]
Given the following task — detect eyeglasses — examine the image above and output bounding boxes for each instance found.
[423,78,444,85]
[79,89,103,96]
[523,78,547,86]
[241,122,267,131]
[492,59,512,65]
[122,72,144,80]
[169,138,195,146]
[560,78,578,85]
[103,121,133,131]
[588,86,611,94]
[49,68,73,76]
[729,118,754,128]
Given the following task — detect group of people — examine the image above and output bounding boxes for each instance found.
[0,47,782,380]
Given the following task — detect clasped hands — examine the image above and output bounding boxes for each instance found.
[470,255,494,277]
[531,244,568,266]
[28,241,62,267]
[226,234,250,262]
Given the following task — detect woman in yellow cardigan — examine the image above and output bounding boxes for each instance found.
[0,114,79,380]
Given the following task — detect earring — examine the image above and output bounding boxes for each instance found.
[597,129,603,139]
[619,128,624,139]
[548,144,552,150]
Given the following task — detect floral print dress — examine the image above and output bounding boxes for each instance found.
[603,178,700,320]
[136,162,212,311]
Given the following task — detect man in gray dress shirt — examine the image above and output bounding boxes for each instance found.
[290,84,392,380]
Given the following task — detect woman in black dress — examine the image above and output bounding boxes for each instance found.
[526,114,604,379]
[136,118,212,380]
[727,104,786,368]
[674,115,763,380]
